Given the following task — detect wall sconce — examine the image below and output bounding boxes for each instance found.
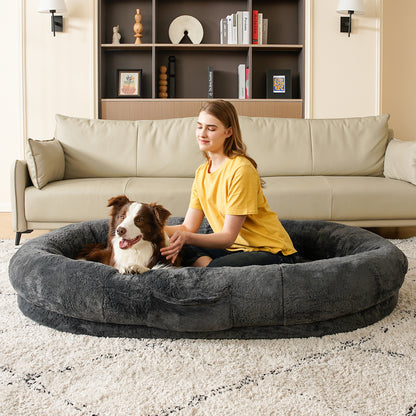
[337,0,365,37]
[37,0,67,37]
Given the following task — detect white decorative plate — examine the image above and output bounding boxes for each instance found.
[168,15,204,44]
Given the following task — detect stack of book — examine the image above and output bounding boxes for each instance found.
[207,64,249,99]
[252,10,268,45]
[219,10,268,45]
[220,11,250,44]
[238,64,249,99]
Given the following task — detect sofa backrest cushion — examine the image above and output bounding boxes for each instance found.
[55,114,138,179]
[54,113,390,179]
[241,114,390,177]
[239,117,313,176]
[136,117,204,177]
[309,115,390,176]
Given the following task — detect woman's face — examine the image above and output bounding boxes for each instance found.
[196,111,232,156]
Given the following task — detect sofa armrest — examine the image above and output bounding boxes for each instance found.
[384,139,416,185]
[10,160,31,232]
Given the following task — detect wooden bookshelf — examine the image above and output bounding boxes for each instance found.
[98,0,305,119]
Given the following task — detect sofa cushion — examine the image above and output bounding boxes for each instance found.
[25,138,65,189]
[136,118,203,177]
[25,178,132,222]
[310,115,390,176]
[384,138,416,185]
[240,114,389,177]
[260,176,416,223]
[55,115,138,179]
[262,176,332,220]
[239,117,313,176]
[124,177,194,216]
[328,176,416,220]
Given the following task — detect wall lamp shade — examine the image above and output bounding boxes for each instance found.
[37,0,67,37]
[337,0,365,37]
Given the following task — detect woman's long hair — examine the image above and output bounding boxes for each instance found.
[200,100,266,188]
[199,100,259,170]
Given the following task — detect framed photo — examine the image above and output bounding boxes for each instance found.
[117,69,142,97]
[266,69,292,99]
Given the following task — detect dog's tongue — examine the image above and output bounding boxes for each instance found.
[119,236,142,249]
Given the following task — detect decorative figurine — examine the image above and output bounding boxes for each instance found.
[158,65,168,98]
[112,25,121,44]
[134,9,143,44]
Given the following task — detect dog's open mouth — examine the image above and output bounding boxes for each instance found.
[119,235,142,249]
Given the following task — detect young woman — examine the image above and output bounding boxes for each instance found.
[160,100,297,267]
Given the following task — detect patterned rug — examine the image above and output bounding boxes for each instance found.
[1,237,416,416]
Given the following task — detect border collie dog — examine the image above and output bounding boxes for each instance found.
[78,195,177,274]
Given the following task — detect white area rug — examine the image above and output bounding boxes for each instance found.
[1,237,416,416]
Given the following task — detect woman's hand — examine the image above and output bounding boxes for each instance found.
[160,230,188,263]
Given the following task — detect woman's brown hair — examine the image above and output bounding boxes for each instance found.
[199,100,258,169]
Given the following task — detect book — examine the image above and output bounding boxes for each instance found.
[238,64,246,99]
[208,66,214,98]
[252,10,258,44]
[222,18,228,44]
[258,13,263,44]
[242,11,250,44]
[245,67,250,99]
[220,18,225,44]
[236,11,243,44]
[226,15,232,44]
[262,18,268,44]
[231,14,237,44]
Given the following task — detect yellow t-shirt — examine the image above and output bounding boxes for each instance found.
[189,156,297,255]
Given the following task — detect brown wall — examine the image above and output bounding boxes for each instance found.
[382,1,416,139]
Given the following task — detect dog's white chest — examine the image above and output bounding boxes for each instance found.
[112,239,154,274]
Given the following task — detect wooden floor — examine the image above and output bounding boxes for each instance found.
[0,213,49,241]
[1,212,415,242]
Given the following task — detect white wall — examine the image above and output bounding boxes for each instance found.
[25,0,96,138]
[1,0,383,211]
[0,1,25,211]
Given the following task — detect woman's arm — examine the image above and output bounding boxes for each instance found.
[161,211,246,262]
[164,207,205,237]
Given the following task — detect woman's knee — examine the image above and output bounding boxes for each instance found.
[192,256,212,267]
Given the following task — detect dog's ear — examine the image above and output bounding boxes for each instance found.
[150,203,171,227]
[107,195,130,209]
[107,195,130,217]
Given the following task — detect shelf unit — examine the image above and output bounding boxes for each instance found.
[98,0,305,119]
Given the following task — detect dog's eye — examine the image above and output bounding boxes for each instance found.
[120,215,126,220]
[135,216,143,224]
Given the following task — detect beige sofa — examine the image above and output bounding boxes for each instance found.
[11,113,416,244]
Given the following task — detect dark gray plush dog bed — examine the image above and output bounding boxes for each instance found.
[9,219,408,339]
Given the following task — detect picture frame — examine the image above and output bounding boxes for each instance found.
[117,69,142,97]
[266,69,292,99]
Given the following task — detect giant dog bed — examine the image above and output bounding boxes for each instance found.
[8,219,408,339]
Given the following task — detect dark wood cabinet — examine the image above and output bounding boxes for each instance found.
[98,0,305,119]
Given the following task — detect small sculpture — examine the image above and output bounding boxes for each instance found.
[134,9,143,44]
[112,25,121,44]
[158,65,168,98]
[168,15,204,44]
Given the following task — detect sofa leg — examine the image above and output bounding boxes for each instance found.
[15,230,33,245]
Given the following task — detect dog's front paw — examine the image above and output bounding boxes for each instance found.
[118,264,150,274]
